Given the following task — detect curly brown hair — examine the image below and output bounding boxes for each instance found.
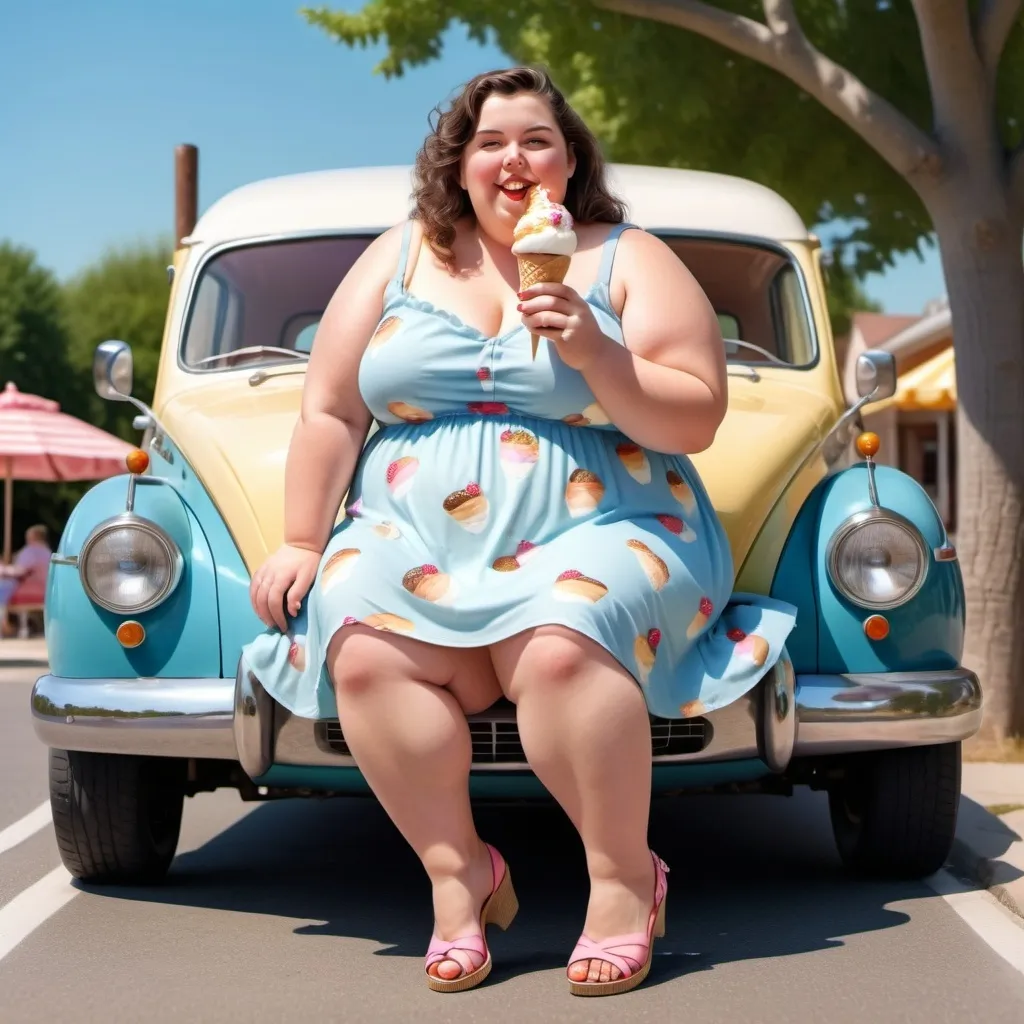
[412,66,627,272]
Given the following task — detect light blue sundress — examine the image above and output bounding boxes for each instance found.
[243,221,797,721]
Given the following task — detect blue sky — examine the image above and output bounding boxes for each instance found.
[1,0,944,314]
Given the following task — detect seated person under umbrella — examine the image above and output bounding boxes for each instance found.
[0,525,51,636]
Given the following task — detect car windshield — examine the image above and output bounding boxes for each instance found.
[179,232,816,370]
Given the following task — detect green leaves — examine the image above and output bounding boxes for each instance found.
[0,242,76,409]
[301,0,1024,271]
[0,239,172,546]
[61,238,173,443]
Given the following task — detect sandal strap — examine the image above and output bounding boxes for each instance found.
[568,933,649,978]
[425,932,486,974]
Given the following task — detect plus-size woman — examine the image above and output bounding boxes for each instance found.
[245,66,796,997]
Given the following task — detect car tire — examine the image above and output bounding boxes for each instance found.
[828,742,961,879]
[48,749,186,885]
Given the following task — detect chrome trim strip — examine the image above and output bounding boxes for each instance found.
[49,554,78,567]
[865,458,880,507]
[793,667,981,754]
[233,657,274,777]
[760,648,796,772]
[30,675,236,759]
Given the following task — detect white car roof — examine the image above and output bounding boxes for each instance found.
[188,163,809,246]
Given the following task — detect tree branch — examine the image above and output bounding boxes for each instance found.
[912,1,996,161]
[593,0,942,182]
[974,0,1022,85]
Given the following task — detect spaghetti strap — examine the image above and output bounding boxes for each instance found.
[385,220,415,300]
[596,222,638,290]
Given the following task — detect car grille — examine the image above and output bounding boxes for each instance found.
[320,705,709,764]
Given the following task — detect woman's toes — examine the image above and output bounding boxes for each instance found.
[569,959,622,984]
[431,959,464,981]
[568,960,590,982]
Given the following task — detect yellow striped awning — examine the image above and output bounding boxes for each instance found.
[893,346,956,411]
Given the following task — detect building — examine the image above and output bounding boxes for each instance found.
[837,306,957,530]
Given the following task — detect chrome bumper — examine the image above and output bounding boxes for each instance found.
[31,660,982,777]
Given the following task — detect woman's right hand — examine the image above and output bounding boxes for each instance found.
[249,543,322,632]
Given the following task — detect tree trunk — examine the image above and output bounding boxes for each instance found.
[930,193,1024,748]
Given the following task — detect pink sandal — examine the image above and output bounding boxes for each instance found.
[424,843,519,993]
[566,850,669,997]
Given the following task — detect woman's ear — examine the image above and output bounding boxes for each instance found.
[567,143,577,179]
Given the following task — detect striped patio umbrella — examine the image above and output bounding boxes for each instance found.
[0,381,135,563]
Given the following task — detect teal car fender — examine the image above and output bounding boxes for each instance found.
[770,461,964,674]
[47,436,264,679]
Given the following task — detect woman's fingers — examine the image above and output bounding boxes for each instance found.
[266,577,290,632]
[286,565,316,617]
[522,310,570,339]
[518,293,568,315]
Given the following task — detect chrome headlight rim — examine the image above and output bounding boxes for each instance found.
[77,513,184,615]
[825,507,929,611]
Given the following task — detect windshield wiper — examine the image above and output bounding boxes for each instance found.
[724,339,794,367]
[193,346,309,369]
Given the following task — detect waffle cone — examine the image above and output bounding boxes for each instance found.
[517,253,571,359]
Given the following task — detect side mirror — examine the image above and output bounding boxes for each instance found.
[94,340,134,401]
[855,350,896,402]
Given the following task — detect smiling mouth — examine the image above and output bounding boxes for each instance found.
[498,180,533,201]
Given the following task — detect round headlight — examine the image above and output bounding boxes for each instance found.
[826,510,928,610]
[78,516,183,614]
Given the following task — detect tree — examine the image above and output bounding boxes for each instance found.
[0,243,79,410]
[824,255,882,341]
[303,1,1024,745]
[0,243,89,547]
[62,239,174,444]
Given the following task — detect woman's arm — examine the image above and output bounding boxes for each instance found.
[521,229,728,455]
[581,229,727,454]
[280,223,408,554]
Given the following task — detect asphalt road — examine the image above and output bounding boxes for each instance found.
[2,656,1024,1024]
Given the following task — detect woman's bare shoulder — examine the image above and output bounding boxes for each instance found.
[356,219,417,280]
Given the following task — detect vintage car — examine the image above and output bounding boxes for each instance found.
[31,163,980,886]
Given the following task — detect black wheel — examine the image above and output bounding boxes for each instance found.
[49,749,186,885]
[828,742,961,879]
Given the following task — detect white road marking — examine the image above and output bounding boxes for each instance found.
[0,802,51,857]
[927,869,1024,975]
[0,866,78,961]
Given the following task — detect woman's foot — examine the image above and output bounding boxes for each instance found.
[567,860,654,985]
[426,839,501,983]
[567,852,668,994]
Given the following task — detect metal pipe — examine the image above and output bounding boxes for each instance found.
[175,144,198,246]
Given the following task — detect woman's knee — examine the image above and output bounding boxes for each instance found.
[327,626,408,698]
[500,630,594,703]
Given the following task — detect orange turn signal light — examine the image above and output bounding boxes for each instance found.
[126,449,150,474]
[855,432,880,458]
[863,615,890,641]
[116,620,146,648]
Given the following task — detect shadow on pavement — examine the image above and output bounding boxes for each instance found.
[72,787,929,990]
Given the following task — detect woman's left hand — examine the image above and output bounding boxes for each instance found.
[518,282,607,370]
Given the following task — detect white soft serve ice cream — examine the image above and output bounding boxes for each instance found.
[511,186,578,255]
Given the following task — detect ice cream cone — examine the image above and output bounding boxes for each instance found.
[512,186,577,360]
[517,252,571,359]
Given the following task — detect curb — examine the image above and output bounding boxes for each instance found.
[948,799,1024,920]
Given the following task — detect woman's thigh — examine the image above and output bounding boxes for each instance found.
[327,624,503,715]
[488,624,645,706]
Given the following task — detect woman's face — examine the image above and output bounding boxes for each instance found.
[460,91,577,245]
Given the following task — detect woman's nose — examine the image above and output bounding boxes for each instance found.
[503,146,525,167]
